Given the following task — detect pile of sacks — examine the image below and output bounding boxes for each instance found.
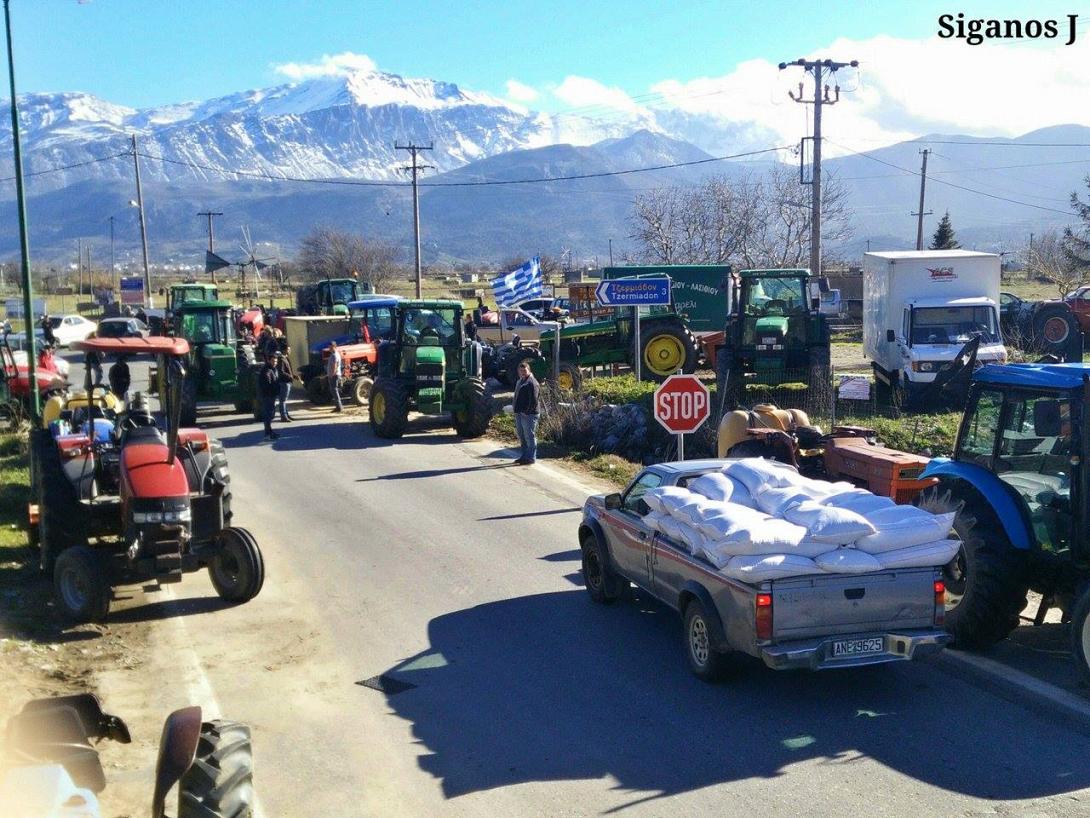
[643,458,959,583]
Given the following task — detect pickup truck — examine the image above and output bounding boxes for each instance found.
[579,459,951,681]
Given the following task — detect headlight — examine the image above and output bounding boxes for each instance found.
[912,361,939,372]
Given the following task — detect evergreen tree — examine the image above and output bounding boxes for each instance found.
[929,211,960,250]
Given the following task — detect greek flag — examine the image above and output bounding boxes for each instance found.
[491,257,542,306]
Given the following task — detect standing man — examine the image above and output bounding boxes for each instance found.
[108,355,131,403]
[257,351,281,441]
[277,342,296,422]
[326,340,344,413]
[512,361,540,465]
[85,332,103,386]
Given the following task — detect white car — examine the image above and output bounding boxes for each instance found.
[48,314,97,346]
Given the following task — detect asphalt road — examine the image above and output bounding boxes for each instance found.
[56,358,1090,815]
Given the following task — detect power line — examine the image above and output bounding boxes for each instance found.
[0,150,128,183]
[826,138,1078,216]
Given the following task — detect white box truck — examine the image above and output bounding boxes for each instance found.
[863,250,1008,399]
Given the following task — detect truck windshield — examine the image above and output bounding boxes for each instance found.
[741,277,806,316]
[910,306,999,345]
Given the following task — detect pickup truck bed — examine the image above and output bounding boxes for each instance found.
[580,459,950,680]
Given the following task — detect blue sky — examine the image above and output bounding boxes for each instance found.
[8,0,1082,109]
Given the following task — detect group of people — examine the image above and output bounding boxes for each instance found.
[254,325,299,441]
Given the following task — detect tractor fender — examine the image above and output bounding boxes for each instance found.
[921,458,1035,550]
[677,581,729,650]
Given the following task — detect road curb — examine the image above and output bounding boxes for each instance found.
[935,649,1090,733]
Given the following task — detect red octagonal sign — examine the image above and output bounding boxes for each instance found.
[653,374,710,435]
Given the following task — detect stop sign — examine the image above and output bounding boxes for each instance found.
[653,374,710,434]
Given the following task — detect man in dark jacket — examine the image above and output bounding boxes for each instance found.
[108,355,131,402]
[512,361,540,465]
[257,351,281,440]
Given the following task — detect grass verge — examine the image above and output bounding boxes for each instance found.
[0,429,30,551]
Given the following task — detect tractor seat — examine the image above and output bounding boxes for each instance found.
[120,424,166,446]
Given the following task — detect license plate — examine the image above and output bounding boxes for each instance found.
[831,637,884,657]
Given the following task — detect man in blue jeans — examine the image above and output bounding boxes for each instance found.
[512,361,539,465]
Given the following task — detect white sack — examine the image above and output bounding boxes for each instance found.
[718,518,808,555]
[643,486,690,514]
[689,472,735,503]
[698,541,736,569]
[855,508,957,554]
[672,496,714,528]
[723,553,824,582]
[724,476,756,508]
[754,486,811,517]
[722,458,802,494]
[695,504,768,541]
[783,500,877,545]
[874,539,961,570]
[675,523,708,555]
[824,490,896,515]
[644,511,667,534]
[793,538,846,558]
[658,515,685,543]
[815,548,883,574]
[660,490,696,514]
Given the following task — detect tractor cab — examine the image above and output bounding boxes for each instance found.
[168,283,219,313]
[169,300,256,421]
[347,296,400,344]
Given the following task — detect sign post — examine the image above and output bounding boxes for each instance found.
[595,276,672,382]
[653,373,710,462]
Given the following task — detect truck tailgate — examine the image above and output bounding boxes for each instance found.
[770,568,937,641]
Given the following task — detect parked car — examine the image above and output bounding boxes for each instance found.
[47,314,97,347]
[96,317,150,339]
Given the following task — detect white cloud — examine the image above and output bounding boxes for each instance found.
[505,79,539,103]
[644,32,1090,153]
[273,52,377,81]
[553,75,647,116]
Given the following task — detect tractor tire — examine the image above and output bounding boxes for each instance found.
[370,378,410,439]
[33,429,88,574]
[180,376,198,427]
[554,361,583,392]
[350,376,374,407]
[683,599,730,683]
[205,439,233,526]
[53,545,111,623]
[1070,587,1090,687]
[451,378,492,439]
[209,527,264,604]
[580,533,624,604]
[639,323,697,382]
[1032,305,1078,355]
[305,375,329,405]
[178,719,254,818]
[917,487,1029,649]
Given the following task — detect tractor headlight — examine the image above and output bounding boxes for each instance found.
[131,499,191,527]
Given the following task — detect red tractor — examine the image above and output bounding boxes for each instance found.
[28,336,264,622]
[300,297,399,406]
[1,322,67,423]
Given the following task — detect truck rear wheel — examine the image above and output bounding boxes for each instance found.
[683,599,730,682]
[918,487,1028,648]
[1032,304,1076,352]
[178,719,254,818]
[305,375,329,405]
[1070,587,1090,687]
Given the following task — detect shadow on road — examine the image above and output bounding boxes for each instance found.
[106,592,232,624]
[376,590,1090,805]
[538,549,582,562]
[478,508,582,522]
[357,463,515,482]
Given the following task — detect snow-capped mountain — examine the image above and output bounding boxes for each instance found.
[0,68,662,189]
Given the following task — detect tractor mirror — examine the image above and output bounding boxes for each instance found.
[1033,400,1062,437]
[604,493,622,510]
[886,329,896,343]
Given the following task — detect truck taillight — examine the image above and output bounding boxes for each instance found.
[933,580,945,625]
[756,592,773,640]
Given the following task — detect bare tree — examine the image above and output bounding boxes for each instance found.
[628,166,852,270]
[1028,229,1082,298]
[298,227,401,293]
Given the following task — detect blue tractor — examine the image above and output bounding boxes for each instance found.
[917,362,1090,681]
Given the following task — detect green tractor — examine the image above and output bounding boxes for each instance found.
[369,300,493,439]
[715,268,832,412]
[170,300,257,424]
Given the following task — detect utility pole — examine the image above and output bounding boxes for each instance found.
[395,142,434,298]
[85,245,91,296]
[108,215,115,293]
[197,210,223,283]
[131,133,151,307]
[780,57,858,276]
[912,148,932,250]
[608,238,614,266]
[77,238,83,296]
